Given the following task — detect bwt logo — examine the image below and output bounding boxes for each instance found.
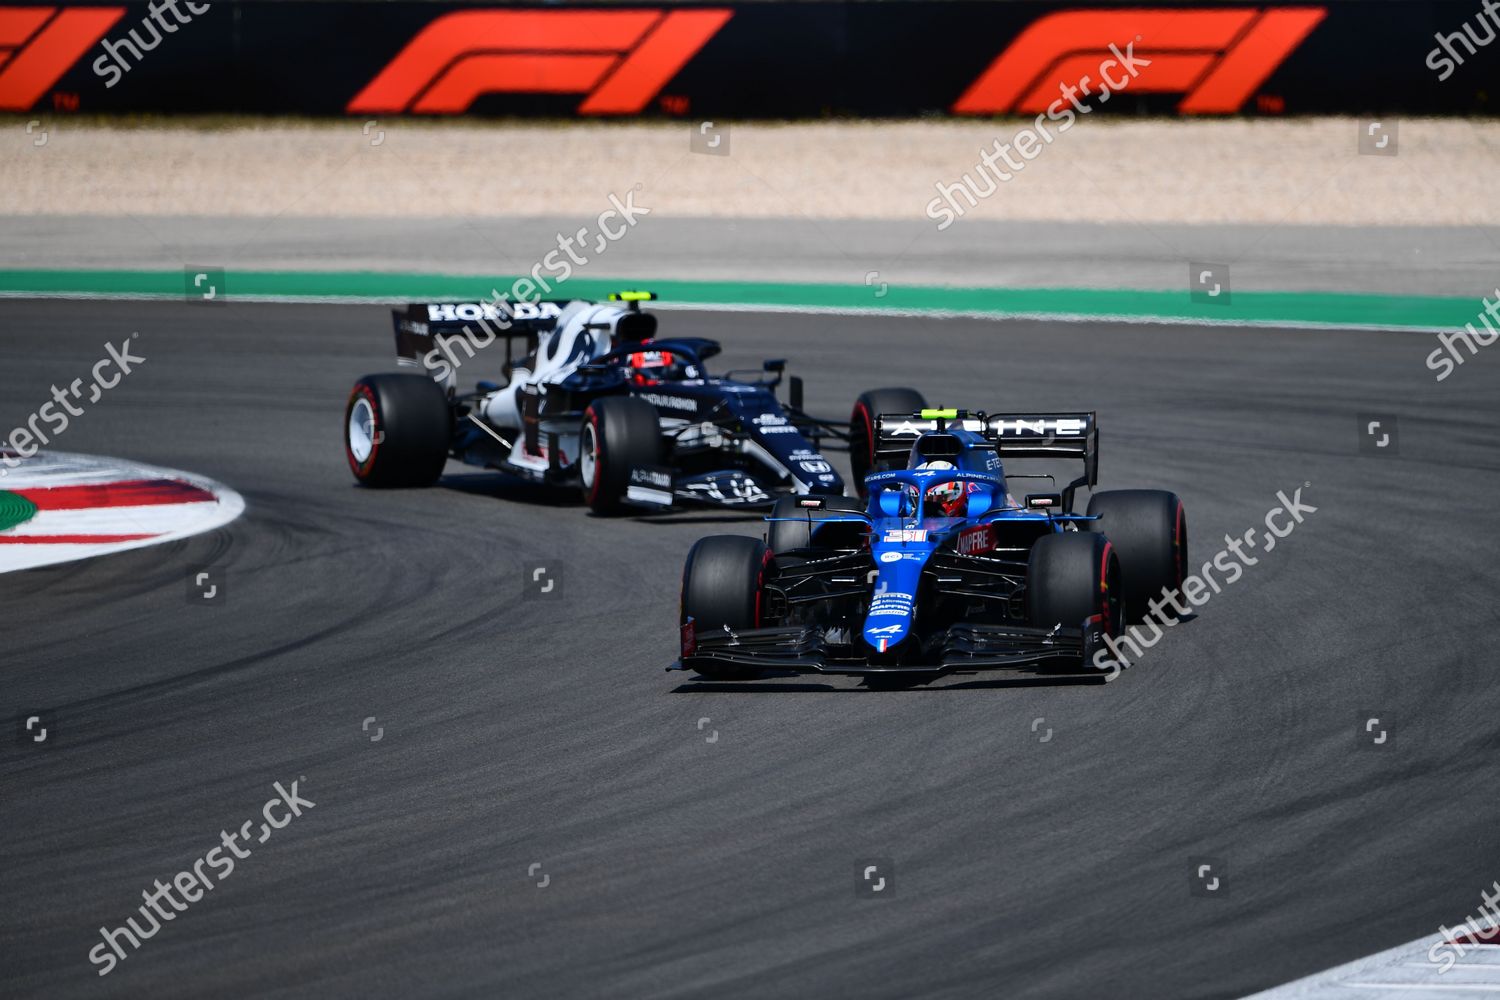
[347,8,732,116]
[953,7,1326,115]
[0,6,125,111]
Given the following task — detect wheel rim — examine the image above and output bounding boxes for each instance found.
[348,397,377,463]
[579,420,598,489]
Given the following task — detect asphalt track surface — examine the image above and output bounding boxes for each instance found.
[5,300,1500,999]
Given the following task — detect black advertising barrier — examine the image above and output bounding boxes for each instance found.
[1,1,1497,117]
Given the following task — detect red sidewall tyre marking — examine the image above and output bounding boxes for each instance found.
[1098,539,1116,638]
[346,384,381,479]
[852,402,874,494]
[754,544,773,627]
[585,407,604,506]
[1173,501,1188,589]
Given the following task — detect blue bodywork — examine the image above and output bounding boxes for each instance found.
[673,409,1113,679]
[771,424,1095,656]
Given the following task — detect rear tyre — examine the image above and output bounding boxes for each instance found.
[766,495,868,555]
[681,535,771,680]
[1085,490,1187,622]
[345,374,450,488]
[849,387,927,497]
[579,396,662,515]
[1027,532,1122,664]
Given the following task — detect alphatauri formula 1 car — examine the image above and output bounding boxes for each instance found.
[674,409,1188,684]
[343,292,925,513]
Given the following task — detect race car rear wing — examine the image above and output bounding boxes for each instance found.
[392,301,568,370]
[872,410,1098,509]
[987,413,1096,475]
[392,298,660,378]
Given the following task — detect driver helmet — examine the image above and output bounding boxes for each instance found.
[917,460,967,517]
[626,342,678,384]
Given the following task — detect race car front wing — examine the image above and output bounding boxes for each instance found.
[671,615,1110,678]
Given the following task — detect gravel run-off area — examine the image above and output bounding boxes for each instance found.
[4,117,1498,226]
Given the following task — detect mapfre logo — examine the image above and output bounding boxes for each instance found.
[0,6,124,111]
[953,7,1325,115]
[349,8,731,115]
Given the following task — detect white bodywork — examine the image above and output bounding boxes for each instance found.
[465,301,631,475]
[478,301,621,429]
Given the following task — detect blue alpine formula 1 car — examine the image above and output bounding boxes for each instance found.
[673,409,1187,684]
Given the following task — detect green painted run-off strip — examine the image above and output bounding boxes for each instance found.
[0,269,1473,331]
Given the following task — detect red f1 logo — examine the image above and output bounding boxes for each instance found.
[953,7,1326,115]
[0,6,124,111]
[349,8,731,116]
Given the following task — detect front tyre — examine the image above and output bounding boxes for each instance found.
[850,387,927,497]
[579,396,662,515]
[344,374,451,488]
[1086,490,1187,622]
[681,535,771,680]
[1027,532,1122,667]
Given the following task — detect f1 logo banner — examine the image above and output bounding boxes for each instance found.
[0,1,1478,118]
[0,5,124,110]
[348,8,732,115]
[953,7,1326,115]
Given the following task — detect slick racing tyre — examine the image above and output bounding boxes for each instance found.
[345,374,451,488]
[1027,532,1122,665]
[766,495,868,556]
[681,535,772,680]
[850,387,927,497]
[1086,490,1187,623]
[579,396,662,515]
